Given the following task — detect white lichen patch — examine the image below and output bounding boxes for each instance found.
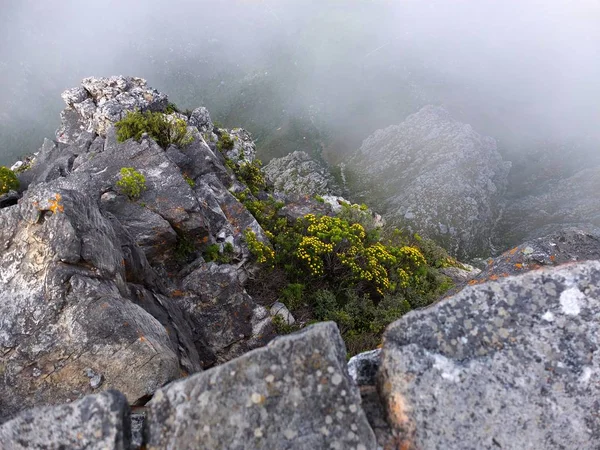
[559,287,585,316]
[433,354,462,382]
[542,311,555,322]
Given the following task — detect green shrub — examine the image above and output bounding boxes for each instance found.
[203,242,235,264]
[175,232,196,263]
[184,175,195,188]
[0,167,19,194]
[216,132,234,152]
[236,160,266,194]
[115,110,192,148]
[116,168,146,200]
[244,229,275,266]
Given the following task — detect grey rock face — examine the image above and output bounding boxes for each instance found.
[0,184,194,421]
[145,322,377,450]
[379,261,600,450]
[349,106,510,259]
[499,166,600,246]
[188,106,214,133]
[474,228,600,283]
[0,390,131,450]
[264,151,340,196]
[219,128,258,165]
[57,76,168,143]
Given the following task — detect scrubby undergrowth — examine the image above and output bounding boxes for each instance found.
[234,186,456,355]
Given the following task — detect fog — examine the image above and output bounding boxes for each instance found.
[1,0,599,168]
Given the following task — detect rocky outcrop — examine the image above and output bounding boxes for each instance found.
[145,322,376,450]
[57,76,168,143]
[0,390,131,450]
[379,260,600,449]
[263,151,340,196]
[348,106,511,259]
[0,77,276,421]
[499,166,600,246]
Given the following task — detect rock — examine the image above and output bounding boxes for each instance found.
[188,106,214,133]
[0,183,199,421]
[219,127,257,165]
[145,322,377,449]
[439,263,480,284]
[499,166,600,246]
[263,151,340,196]
[348,106,511,259]
[472,228,600,284]
[270,301,295,325]
[379,261,600,449]
[0,190,20,209]
[0,390,131,449]
[347,349,380,386]
[56,76,168,143]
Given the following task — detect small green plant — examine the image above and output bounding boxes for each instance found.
[116,168,146,200]
[244,229,275,266]
[184,175,195,188]
[216,132,235,152]
[165,103,179,114]
[115,110,192,148]
[0,167,19,194]
[272,314,298,334]
[314,195,325,203]
[175,233,196,262]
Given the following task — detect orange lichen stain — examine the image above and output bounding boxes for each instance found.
[468,280,478,285]
[550,255,556,262]
[489,275,499,281]
[48,194,64,213]
[501,272,509,277]
[101,302,109,309]
[171,290,185,297]
[514,263,523,270]
[508,247,519,255]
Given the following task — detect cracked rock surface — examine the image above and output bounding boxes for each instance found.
[379,260,600,450]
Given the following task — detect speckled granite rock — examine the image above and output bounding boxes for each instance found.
[0,390,130,450]
[379,261,600,450]
[263,151,340,196]
[145,322,377,450]
[348,349,381,387]
[348,106,510,259]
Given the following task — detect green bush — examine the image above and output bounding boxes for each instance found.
[0,167,19,194]
[203,242,235,264]
[216,132,234,152]
[116,167,146,200]
[115,110,192,148]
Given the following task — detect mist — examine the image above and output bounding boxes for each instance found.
[1,0,599,168]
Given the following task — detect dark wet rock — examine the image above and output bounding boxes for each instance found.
[0,390,131,449]
[348,349,380,387]
[348,106,510,259]
[379,261,600,450]
[0,190,20,209]
[145,322,376,450]
[263,151,340,196]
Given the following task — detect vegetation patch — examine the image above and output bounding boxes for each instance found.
[0,167,19,194]
[115,110,192,148]
[116,167,146,200]
[240,194,455,355]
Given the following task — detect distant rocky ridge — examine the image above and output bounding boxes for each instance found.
[347,105,511,259]
[2,77,600,449]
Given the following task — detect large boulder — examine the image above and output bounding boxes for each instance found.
[263,151,340,196]
[0,183,199,421]
[379,261,600,449]
[145,322,377,449]
[0,390,131,450]
[348,105,511,259]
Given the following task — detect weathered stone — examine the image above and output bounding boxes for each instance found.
[146,322,377,449]
[188,106,214,133]
[219,128,257,164]
[348,349,380,386]
[263,151,340,196]
[0,184,198,421]
[0,390,131,449]
[379,261,600,449]
[348,106,510,259]
[56,76,168,143]
[270,301,295,325]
